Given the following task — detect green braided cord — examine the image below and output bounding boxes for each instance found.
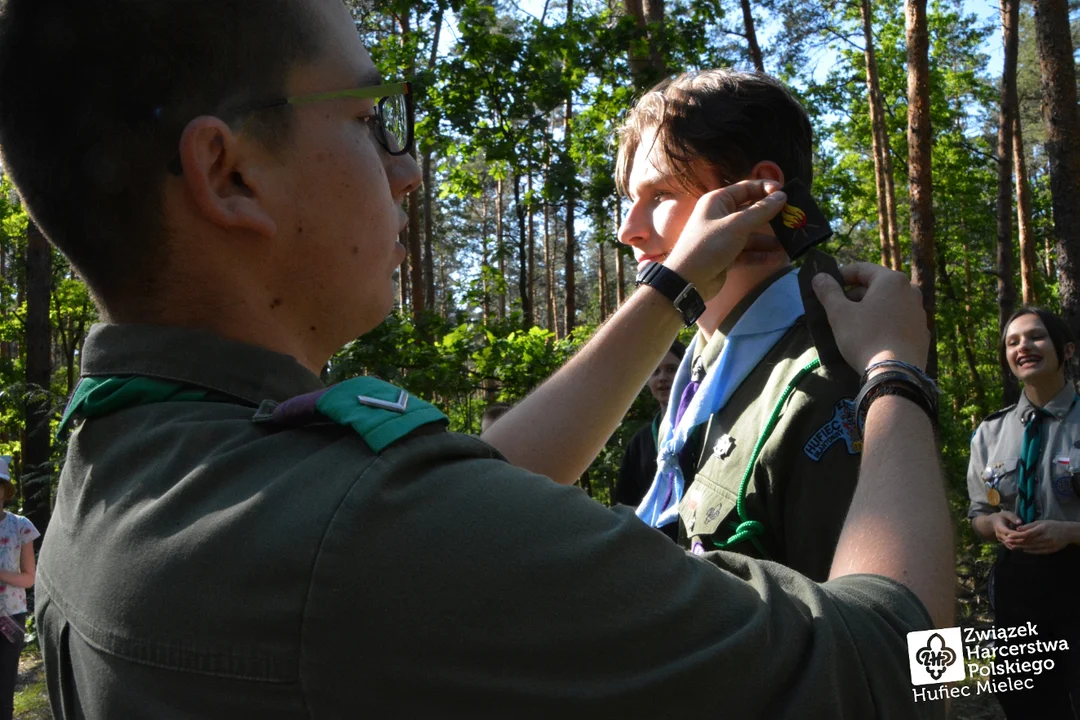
[713,357,822,556]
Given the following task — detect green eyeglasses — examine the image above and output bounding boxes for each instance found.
[165,81,414,175]
[264,81,414,157]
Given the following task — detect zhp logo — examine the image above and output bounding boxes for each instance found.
[907,627,966,685]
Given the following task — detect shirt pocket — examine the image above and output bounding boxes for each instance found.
[1053,448,1080,504]
[982,457,1020,504]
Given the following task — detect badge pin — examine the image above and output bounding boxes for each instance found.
[715,434,737,460]
[356,389,409,414]
[986,487,1001,507]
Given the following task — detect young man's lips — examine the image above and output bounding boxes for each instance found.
[637,253,668,268]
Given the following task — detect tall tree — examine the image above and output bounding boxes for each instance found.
[1033,0,1080,334]
[740,0,765,72]
[996,0,1020,405]
[23,221,51,540]
[1014,114,1037,305]
[563,0,577,335]
[905,0,936,377]
[860,0,900,271]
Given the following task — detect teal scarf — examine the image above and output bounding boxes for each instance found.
[1016,407,1050,524]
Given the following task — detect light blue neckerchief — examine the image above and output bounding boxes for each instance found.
[636,270,805,529]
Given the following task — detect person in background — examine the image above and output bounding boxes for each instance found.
[481,403,512,433]
[967,307,1080,719]
[615,340,685,519]
[0,456,38,720]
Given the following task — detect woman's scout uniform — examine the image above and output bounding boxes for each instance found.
[967,383,1080,524]
[677,264,862,582]
[966,383,1080,717]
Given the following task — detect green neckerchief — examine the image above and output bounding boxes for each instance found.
[650,411,662,451]
[58,376,235,436]
[1017,406,1051,524]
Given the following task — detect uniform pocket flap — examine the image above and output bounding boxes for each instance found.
[679,476,738,537]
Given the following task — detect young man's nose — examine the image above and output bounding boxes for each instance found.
[617,203,650,247]
[388,152,423,202]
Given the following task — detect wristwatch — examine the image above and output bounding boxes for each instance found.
[635,261,706,327]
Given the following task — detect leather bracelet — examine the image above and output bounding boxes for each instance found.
[861,359,938,391]
[854,370,938,437]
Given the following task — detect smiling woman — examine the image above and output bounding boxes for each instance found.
[966,307,1080,718]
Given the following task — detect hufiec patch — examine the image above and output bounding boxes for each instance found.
[804,399,861,461]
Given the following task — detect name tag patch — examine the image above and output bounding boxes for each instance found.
[804,399,862,462]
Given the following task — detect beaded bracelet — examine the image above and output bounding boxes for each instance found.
[854,370,938,437]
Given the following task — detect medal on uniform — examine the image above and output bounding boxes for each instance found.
[986,487,1001,507]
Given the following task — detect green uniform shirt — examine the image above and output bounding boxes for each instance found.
[38,323,942,718]
[967,383,1080,522]
[679,269,863,581]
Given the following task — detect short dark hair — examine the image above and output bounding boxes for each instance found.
[616,70,813,197]
[0,0,323,310]
[1002,307,1077,369]
[668,340,686,362]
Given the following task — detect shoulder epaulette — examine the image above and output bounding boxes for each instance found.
[982,404,1016,424]
[253,376,448,452]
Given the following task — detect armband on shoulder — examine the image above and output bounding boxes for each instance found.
[253,377,448,452]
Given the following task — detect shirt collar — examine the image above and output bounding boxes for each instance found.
[694,266,800,375]
[78,323,326,406]
[1016,382,1078,421]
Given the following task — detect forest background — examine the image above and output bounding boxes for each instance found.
[1,0,1080,623]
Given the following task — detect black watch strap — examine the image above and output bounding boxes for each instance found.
[635,261,706,327]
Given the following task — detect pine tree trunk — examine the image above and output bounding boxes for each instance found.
[527,172,536,328]
[544,198,557,336]
[398,226,409,311]
[1033,0,1080,336]
[623,0,665,87]
[422,151,436,312]
[740,0,764,72]
[481,193,491,325]
[397,11,424,318]
[422,8,442,313]
[862,0,899,270]
[997,0,1019,399]
[514,175,533,328]
[563,0,577,336]
[598,241,608,320]
[23,221,51,540]
[496,178,506,321]
[906,0,936,378]
[614,198,626,308]
[1015,114,1036,305]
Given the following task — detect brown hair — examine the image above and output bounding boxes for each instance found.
[615,70,813,197]
[0,480,15,505]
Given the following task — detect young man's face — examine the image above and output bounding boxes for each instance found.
[267,0,421,343]
[646,351,681,408]
[618,127,787,281]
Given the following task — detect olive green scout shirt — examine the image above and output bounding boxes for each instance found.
[38,324,942,719]
[679,269,863,582]
[967,382,1080,523]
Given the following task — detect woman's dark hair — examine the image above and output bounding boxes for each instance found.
[1002,307,1077,370]
[668,340,687,362]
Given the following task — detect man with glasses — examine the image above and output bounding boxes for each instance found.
[0,0,949,717]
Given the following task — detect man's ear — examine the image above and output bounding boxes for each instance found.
[749,161,785,186]
[175,116,277,238]
[1065,342,1075,362]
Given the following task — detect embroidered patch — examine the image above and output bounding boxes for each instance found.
[803,399,861,462]
[1054,474,1075,499]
